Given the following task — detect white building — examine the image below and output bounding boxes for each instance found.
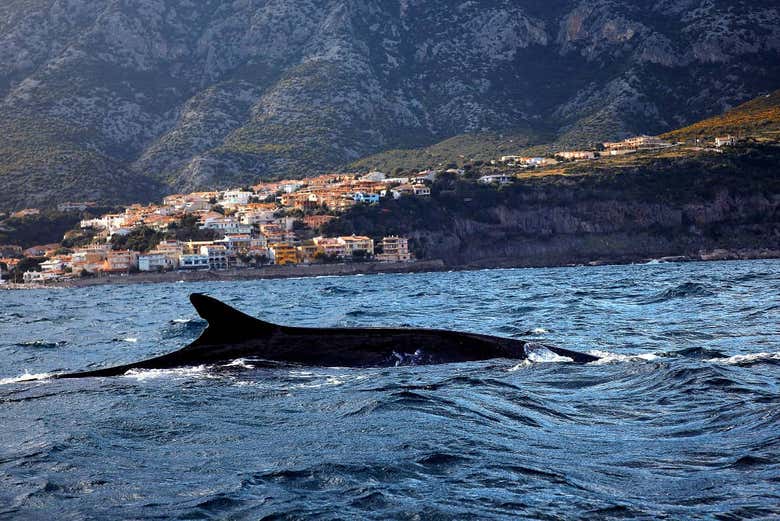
[200,245,229,270]
[556,150,596,160]
[179,254,210,270]
[23,271,62,283]
[200,217,253,235]
[479,174,513,185]
[138,253,177,272]
[715,136,736,147]
[39,258,65,273]
[221,190,253,207]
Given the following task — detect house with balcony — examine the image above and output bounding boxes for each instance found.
[138,253,177,272]
[377,236,412,262]
[102,250,138,273]
[269,244,298,265]
[200,245,229,270]
[179,254,210,270]
[340,236,375,256]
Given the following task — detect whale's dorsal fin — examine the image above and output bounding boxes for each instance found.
[189,293,280,344]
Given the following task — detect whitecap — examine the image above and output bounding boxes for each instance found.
[0,372,53,384]
[530,328,548,334]
[587,350,659,365]
[122,365,209,380]
[225,358,255,369]
[522,344,574,364]
[507,360,534,371]
[706,352,780,365]
[122,337,138,343]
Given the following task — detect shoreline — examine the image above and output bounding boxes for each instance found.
[2,248,778,290]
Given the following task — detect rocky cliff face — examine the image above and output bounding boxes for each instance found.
[411,190,780,267]
[0,0,779,209]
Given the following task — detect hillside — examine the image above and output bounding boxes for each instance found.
[662,89,780,143]
[0,0,779,211]
[325,144,780,266]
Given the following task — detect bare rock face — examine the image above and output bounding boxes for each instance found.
[0,0,778,209]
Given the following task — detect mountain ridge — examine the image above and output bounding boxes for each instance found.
[1,0,779,210]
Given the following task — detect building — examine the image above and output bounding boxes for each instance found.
[71,249,108,274]
[200,217,253,235]
[603,135,671,154]
[23,271,62,283]
[394,184,431,197]
[353,192,380,204]
[221,190,253,207]
[715,135,736,147]
[200,245,229,270]
[138,253,177,272]
[340,236,374,256]
[478,174,513,185]
[556,150,596,160]
[239,209,276,225]
[179,254,210,270]
[269,244,298,265]
[0,245,23,257]
[377,236,412,262]
[303,215,335,229]
[313,237,348,258]
[296,241,320,263]
[216,234,254,254]
[102,250,138,273]
[39,258,66,273]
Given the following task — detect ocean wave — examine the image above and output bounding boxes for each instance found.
[15,340,66,349]
[587,350,660,365]
[707,352,780,366]
[122,365,210,380]
[0,372,53,384]
[224,358,255,369]
[641,282,715,304]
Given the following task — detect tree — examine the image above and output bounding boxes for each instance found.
[111,226,162,253]
[166,216,219,242]
[12,257,44,282]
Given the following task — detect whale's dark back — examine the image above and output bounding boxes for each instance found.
[55,293,599,378]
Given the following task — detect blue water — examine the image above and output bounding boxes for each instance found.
[1,260,778,520]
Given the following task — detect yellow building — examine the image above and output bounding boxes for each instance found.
[296,241,320,263]
[270,244,298,265]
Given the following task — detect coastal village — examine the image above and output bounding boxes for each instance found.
[0,133,742,285]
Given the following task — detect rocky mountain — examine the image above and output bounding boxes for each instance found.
[1,0,779,210]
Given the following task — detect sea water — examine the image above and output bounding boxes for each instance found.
[0,260,778,519]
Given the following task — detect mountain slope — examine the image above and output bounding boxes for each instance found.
[1,0,779,210]
[662,89,780,142]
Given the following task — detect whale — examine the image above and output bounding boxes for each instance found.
[55,293,599,378]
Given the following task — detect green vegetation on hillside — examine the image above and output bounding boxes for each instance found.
[662,90,780,142]
[348,129,547,173]
[0,211,81,248]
